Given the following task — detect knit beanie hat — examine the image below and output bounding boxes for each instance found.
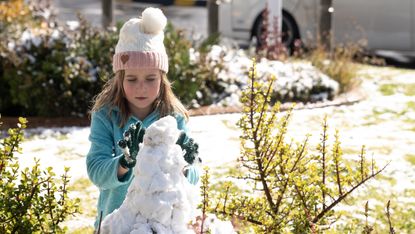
[112,7,169,73]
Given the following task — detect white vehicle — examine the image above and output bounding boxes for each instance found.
[218,0,415,57]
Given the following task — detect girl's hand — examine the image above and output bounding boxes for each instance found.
[176,131,201,165]
[118,122,146,169]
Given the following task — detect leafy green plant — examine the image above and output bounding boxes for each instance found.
[71,13,118,86]
[164,22,225,107]
[0,117,80,233]
[1,5,225,116]
[0,2,117,117]
[0,0,39,115]
[206,60,387,232]
[199,167,210,233]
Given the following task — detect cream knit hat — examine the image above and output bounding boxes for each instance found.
[112,7,169,73]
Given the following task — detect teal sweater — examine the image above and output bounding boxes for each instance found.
[86,107,194,228]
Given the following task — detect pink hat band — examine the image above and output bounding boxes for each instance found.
[112,51,169,73]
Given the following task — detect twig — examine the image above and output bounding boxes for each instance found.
[312,163,389,223]
[386,200,395,234]
[321,116,328,210]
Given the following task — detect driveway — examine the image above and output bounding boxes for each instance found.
[52,0,208,37]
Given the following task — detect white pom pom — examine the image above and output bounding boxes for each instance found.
[141,7,167,34]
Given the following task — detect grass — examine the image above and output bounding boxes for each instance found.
[368,145,393,156]
[357,64,413,81]
[404,84,415,96]
[221,119,239,131]
[56,146,83,160]
[333,182,415,233]
[407,101,415,111]
[30,147,44,152]
[364,107,408,126]
[375,173,397,186]
[67,226,94,234]
[56,134,70,141]
[341,147,362,157]
[401,102,415,128]
[379,83,398,96]
[363,110,386,126]
[23,131,70,141]
[68,177,97,218]
[69,177,93,191]
[379,83,415,96]
[403,117,415,128]
[404,154,415,166]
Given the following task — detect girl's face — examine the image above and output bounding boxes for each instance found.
[123,68,161,119]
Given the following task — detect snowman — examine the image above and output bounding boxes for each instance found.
[101,116,198,234]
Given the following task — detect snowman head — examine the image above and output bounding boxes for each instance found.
[143,116,180,146]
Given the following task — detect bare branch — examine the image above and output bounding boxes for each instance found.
[386,200,395,234]
[312,163,389,223]
[320,116,328,210]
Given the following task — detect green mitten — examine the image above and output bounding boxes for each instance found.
[118,122,146,169]
[176,131,200,165]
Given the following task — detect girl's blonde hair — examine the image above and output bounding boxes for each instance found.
[91,70,189,127]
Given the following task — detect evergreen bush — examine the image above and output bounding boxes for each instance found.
[164,23,224,107]
[1,0,341,117]
[0,117,80,233]
[0,1,226,116]
[0,1,115,117]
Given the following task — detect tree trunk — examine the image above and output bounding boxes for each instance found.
[102,0,114,28]
[207,0,219,36]
[319,0,333,50]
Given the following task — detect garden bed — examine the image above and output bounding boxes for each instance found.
[1,86,365,129]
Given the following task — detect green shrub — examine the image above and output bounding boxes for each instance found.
[0,117,80,233]
[0,0,38,115]
[204,61,386,232]
[164,23,224,107]
[1,6,117,117]
[0,2,225,116]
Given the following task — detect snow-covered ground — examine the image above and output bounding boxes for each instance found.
[13,65,415,232]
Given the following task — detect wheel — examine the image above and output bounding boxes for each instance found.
[252,10,300,52]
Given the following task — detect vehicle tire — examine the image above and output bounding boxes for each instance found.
[252,10,300,53]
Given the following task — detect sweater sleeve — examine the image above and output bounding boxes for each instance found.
[175,114,200,184]
[176,114,189,134]
[86,112,133,190]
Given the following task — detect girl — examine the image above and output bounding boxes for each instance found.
[86,7,199,229]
